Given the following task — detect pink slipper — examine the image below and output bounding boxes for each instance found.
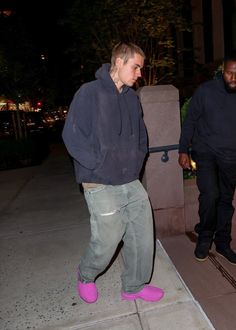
[77,281,98,303]
[121,285,164,302]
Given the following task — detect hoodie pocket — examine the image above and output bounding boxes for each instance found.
[93,148,145,181]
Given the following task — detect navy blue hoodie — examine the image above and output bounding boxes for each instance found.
[62,63,148,184]
[179,76,236,161]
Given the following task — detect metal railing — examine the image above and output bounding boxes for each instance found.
[148,144,179,162]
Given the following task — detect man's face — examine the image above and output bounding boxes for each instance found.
[223,60,236,92]
[116,53,144,89]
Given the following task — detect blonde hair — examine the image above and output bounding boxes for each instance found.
[110,42,145,69]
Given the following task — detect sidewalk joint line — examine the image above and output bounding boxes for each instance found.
[186,231,236,290]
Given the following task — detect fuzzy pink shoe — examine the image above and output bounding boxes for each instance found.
[77,281,98,303]
[121,285,164,302]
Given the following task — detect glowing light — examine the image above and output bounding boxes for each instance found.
[190,159,196,171]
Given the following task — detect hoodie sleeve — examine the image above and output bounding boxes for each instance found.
[179,85,204,153]
[62,85,98,169]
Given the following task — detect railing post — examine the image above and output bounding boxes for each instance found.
[138,85,185,238]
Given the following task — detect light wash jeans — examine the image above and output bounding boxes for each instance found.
[79,179,154,293]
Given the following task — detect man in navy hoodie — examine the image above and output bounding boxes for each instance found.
[179,52,236,264]
[62,42,164,304]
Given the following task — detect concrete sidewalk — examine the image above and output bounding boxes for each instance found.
[0,144,215,330]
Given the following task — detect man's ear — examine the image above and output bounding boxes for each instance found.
[115,57,123,68]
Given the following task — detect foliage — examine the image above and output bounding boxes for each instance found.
[214,64,223,79]
[62,0,191,87]
[180,97,191,124]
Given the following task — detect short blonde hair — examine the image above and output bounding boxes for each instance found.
[111,42,145,69]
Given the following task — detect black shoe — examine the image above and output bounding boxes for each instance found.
[194,242,211,261]
[216,247,236,265]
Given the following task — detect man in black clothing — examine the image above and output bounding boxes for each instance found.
[178,52,236,264]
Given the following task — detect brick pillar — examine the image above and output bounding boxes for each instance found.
[138,85,185,237]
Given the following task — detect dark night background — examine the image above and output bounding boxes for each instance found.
[1,0,76,107]
[18,0,75,105]
[1,0,236,110]
[1,0,194,109]
[16,0,73,58]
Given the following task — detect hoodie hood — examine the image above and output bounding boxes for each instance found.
[95,63,132,135]
[95,63,130,94]
[179,75,236,160]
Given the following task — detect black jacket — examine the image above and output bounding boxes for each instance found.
[62,63,147,184]
[179,76,236,161]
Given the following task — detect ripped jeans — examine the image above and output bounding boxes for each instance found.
[79,179,154,293]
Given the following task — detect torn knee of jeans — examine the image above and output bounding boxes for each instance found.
[100,209,118,216]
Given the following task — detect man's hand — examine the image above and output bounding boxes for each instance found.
[178,153,191,170]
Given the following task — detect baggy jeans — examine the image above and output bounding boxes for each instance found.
[79,179,154,293]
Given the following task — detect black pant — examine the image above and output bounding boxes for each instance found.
[192,151,236,248]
